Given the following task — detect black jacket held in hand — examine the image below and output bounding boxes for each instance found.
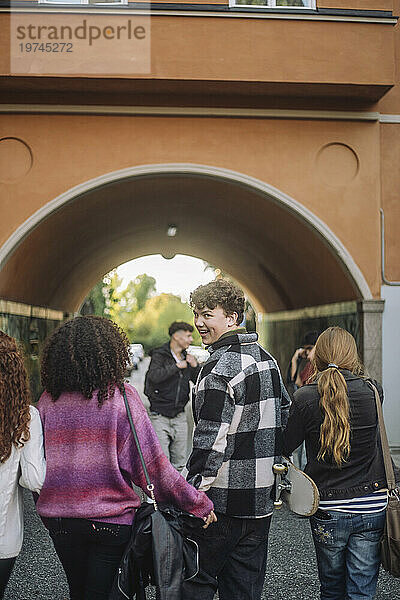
[113,503,203,600]
[282,370,398,501]
[144,343,200,418]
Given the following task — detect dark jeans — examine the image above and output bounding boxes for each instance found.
[0,557,16,600]
[182,512,271,600]
[43,517,131,600]
[310,509,385,600]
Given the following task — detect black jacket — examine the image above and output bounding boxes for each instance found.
[282,370,398,500]
[144,343,200,418]
[113,503,202,600]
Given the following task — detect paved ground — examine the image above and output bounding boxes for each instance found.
[5,494,399,600]
[5,359,400,599]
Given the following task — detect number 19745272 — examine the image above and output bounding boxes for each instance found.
[19,42,73,52]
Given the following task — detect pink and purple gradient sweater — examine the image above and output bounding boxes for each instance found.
[36,383,213,525]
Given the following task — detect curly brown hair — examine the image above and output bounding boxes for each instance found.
[190,279,245,325]
[0,331,31,463]
[41,316,130,406]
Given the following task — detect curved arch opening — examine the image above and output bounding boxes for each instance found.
[0,164,371,313]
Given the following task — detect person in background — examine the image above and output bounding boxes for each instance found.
[286,330,318,469]
[183,279,290,600]
[288,330,318,391]
[144,321,200,471]
[283,327,396,600]
[36,316,215,600]
[0,332,45,599]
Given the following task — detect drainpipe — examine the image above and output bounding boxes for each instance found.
[380,208,400,286]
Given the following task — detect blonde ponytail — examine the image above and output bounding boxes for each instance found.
[317,367,350,466]
[312,327,363,467]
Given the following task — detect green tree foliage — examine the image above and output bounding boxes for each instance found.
[81,272,200,352]
[80,280,108,316]
[106,272,156,341]
[133,293,201,352]
[133,274,157,312]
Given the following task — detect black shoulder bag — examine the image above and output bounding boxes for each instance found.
[113,387,202,600]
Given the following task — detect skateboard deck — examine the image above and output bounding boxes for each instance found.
[273,457,320,517]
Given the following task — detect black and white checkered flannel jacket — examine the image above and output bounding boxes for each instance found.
[186,331,291,518]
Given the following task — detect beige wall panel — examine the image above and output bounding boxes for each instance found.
[380,123,400,281]
[317,1,393,11]
[376,2,400,113]
[0,114,381,302]
[0,14,9,75]
[146,19,394,84]
[0,14,395,86]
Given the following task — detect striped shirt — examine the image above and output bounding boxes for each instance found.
[319,490,388,514]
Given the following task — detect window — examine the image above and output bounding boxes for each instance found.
[230,1,315,8]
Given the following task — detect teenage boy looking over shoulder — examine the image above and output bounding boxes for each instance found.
[183,279,291,600]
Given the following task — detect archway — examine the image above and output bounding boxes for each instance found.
[0,164,371,313]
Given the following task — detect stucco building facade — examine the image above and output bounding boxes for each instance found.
[1,1,400,445]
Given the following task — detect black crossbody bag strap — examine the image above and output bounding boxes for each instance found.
[368,381,396,492]
[122,386,158,510]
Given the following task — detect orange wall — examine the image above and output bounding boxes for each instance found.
[1,5,399,302]
[318,1,393,10]
[0,14,395,87]
[0,114,383,298]
[375,1,400,113]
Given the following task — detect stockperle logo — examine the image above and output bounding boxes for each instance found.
[10,11,151,75]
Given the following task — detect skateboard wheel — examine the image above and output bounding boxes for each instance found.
[273,463,288,475]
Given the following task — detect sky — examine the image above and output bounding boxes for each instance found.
[116,254,216,302]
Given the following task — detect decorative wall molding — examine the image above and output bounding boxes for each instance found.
[262,301,357,322]
[379,114,400,124]
[0,105,382,121]
[0,6,397,24]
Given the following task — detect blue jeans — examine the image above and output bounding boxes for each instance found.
[310,509,385,600]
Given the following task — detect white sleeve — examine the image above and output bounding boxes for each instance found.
[19,406,46,493]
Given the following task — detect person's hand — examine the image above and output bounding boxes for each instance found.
[177,360,188,369]
[292,348,305,362]
[203,510,217,529]
[186,353,198,368]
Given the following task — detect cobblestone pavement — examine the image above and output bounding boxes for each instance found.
[4,492,399,600]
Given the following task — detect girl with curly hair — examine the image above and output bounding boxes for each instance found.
[36,315,214,600]
[0,331,45,599]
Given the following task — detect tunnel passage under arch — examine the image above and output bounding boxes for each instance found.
[0,164,371,313]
